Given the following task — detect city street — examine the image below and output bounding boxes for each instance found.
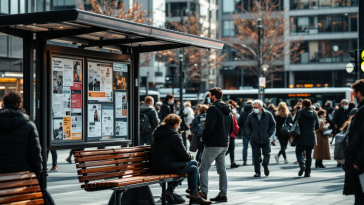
[46,140,354,205]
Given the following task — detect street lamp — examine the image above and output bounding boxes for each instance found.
[257,18,263,100]
[262,64,269,72]
[333,45,339,62]
[179,53,184,112]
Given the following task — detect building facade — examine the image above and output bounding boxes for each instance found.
[218,0,358,89]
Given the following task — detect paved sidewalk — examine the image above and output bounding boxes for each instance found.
[46,139,354,204]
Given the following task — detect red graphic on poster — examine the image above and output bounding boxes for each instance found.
[71,90,82,108]
[70,82,82,90]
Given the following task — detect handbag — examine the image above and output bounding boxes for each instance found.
[289,112,301,139]
[322,129,332,136]
[280,116,292,136]
[189,135,198,152]
[334,123,351,164]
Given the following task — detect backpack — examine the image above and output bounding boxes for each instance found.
[140,111,152,134]
[334,123,350,164]
[196,115,206,136]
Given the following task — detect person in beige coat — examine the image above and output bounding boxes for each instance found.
[313,109,331,168]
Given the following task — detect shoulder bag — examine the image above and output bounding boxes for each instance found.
[280,116,292,137]
[289,112,301,139]
[334,123,351,164]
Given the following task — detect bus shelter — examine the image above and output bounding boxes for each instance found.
[0,9,224,204]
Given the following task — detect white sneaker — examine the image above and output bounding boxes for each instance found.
[284,159,289,164]
[275,155,279,163]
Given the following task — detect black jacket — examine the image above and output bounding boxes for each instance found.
[344,100,364,195]
[191,112,207,137]
[274,113,293,139]
[292,108,319,147]
[159,101,172,120]
[149,124,192,174]
[202,100,233,147]
[323,106,334,122]
[0,106,42,178]
[140,104,159,139]
[245,108,276,144]
[238,104,253,137]
[332,106,348,132]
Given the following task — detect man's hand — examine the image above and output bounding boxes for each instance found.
[335,125,338,129]
[354,164,361,171]
[187,125,190,129]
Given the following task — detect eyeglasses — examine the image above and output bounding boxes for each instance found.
[253,107,259,109]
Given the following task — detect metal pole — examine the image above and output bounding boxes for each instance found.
[357,4,362,80]
[146,71,149,96]
[257,18,262,100]
[132,51,140,146]
[171,67,174,96]
[179,53,184,112]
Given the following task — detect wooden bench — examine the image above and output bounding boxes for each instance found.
[73,145,187,205]
[0,171,44,205]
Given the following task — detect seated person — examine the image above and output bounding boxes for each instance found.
[150,114,211,205]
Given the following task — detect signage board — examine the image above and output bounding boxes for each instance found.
[259,77,266,87]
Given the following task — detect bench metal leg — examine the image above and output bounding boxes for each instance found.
[115,190,122,205]
[161,182,166,205]
[108,191,115,205]
[119,186,155,205]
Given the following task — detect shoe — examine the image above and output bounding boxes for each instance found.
[65,156,72,164]
[293,161,298,164]
[173,192,186,204]
[189,192,212,205]
[243,161,247,165]
[198,191,207,200]
[210,195,228,202]
[186,188,191,194]
[230,163,240,169]
[318,160,326,168]
[298,166,306,177]
[165,187,175,204]
[284,159,289,164]
[304,172,311,177]
[337,163,342,168]
[263,166,270,176]
[48,165,58,172]
[315,160,318,168]
[254,172,261,177]
[275,155,279,163]
[271,142,276,146]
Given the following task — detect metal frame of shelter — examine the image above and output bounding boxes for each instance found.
[0,9,223,204]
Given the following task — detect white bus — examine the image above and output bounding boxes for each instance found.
[140,90,160,104]
[203,88,353,108]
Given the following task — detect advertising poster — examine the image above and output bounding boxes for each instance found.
[71,114,82,139]
[113,63,128,90]
[88,104,102,138]
[102,105,114,138]
[71,90,82,109]
[53,71,63,94]
[88,62,113,102]
[53,119,63,140]
[63,116,72,140]
[53,94,63,117]
[115,120,128,137]
[62,89,71,116]
[73,61,82,82]
[115,92,128,118]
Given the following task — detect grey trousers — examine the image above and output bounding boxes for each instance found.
[199,147,228,197]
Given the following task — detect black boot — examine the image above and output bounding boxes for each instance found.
[318,160,326,168]
[315,160,318,168]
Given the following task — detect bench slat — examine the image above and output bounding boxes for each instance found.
[0,179,39,190]
[0,192,43,204]
[75,152,148,163]
[73,147,146,157]
[77,162,147,175]
[0,172,30,177]
[2,198,44,205]
[0,173,37,183]
[78,168,148,182]
[76,156,149,168]
[0,186,41,197]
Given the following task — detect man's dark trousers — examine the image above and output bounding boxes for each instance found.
[251,141,271,173]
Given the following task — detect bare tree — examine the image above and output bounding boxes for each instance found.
[229,0,302,87]
[162,13,226,87]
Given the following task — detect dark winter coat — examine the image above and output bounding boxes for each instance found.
[323,106,334,123]
[202,100,234,147]
[292,108,319,147]
[349,108,357,117]
[245,108,276,144]
[332,106,348,132]
[0,106,42,178]
[149,124,192,174]
[140,104,159,140]
[313,116,331,160]
[159,100,173,121]
[191,112,206,137]
[344,100,364,195]
[238,104,253,137]
[274,113,293,139]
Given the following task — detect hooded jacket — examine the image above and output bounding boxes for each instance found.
[332,106,348,132]
[140,104,159,139]
[159,100,173,121]
[0,106,42,178]
[238,104,253,136]
[292,108,319,147]
[149,124,192,174]
[245,108,276,144]
[202,100,234,147]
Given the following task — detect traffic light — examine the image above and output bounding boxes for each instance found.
[347,49,364,74]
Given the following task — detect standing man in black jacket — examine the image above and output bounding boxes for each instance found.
[0,91,42,178]
[245,100,276,177]
[159,94,174,121]
[344,79,364,204]
[238,100,253,165]
[140,96,159,145]
[199,87,233,202]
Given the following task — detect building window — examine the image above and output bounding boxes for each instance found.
[291,13,356,35]
[290,0,358,10]
[223,21,235,37]
[170,2,187,16]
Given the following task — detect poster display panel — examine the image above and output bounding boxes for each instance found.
[51,56,83,141]
[88,62,113,102]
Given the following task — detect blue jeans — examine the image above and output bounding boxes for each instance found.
[47,150,57,166]
[242,136,250,162]
[169,160,200,194]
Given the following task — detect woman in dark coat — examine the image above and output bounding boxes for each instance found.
[274,102,292,164]
[150,114,211,205]
[292,99,319,177]
[313,109,331,168]
[191,105,208,165]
